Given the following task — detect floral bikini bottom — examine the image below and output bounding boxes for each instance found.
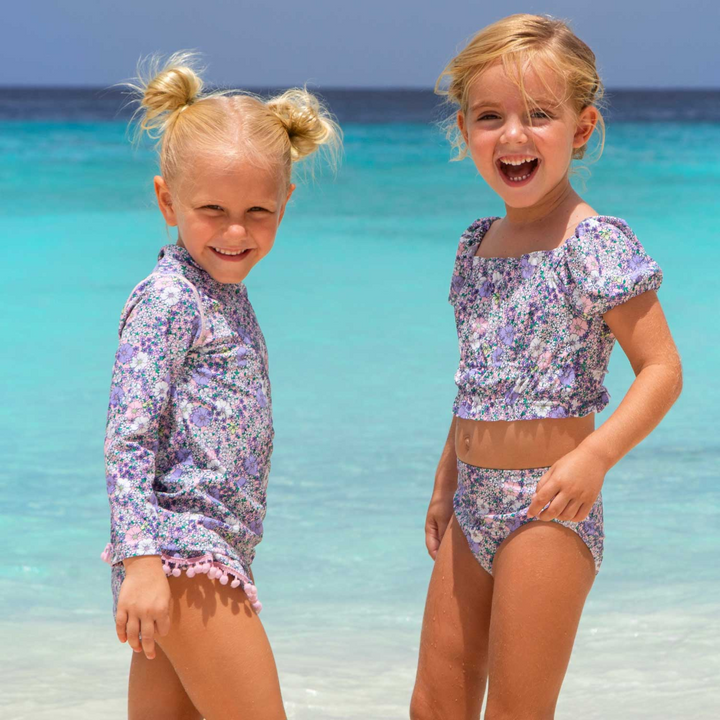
[453,459,604,575]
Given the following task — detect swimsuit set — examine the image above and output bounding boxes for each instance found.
[100,217,662,612]
[101,245,272,615]
[449,216,663,575]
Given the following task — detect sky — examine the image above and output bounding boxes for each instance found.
[3,0,718,89]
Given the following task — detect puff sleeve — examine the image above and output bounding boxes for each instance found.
[104,274,202,565]
[449,218,495,305]
[564,217,663,316]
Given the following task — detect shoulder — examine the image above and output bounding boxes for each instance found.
[120,272,203,341]
[568,215,646,255]
[454,216,500,260]
[127,272,200,314]
[460,216,499,244]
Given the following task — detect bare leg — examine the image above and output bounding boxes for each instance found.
[484,523,596,720]
[129,642,202,720]
[155,572,286,720]
[411,517,495,720]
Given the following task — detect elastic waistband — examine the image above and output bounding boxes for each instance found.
[457,457,550,480]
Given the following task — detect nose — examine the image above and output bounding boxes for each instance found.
[225,222,248,240]
[500,115,529,145]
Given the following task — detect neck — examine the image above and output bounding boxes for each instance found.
[503,176,579,229]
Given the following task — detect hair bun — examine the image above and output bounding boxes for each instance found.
[267,88,340,161]
[126,51,205,138]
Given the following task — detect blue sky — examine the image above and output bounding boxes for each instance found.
[3,0,718,88]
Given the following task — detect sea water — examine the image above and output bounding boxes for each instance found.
[0,90,718,718]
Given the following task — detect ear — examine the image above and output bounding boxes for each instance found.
[154,176,178,226]
[457,111,469,145]
[573,106,599,150]
[277,183,296,226]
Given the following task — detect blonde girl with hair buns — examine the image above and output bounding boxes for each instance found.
[99,52,340,718]
[411,15,682,719]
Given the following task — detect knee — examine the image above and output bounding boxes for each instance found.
[485,698,555,720]
[409,689,441,720]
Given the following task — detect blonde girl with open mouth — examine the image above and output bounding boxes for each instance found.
[411,14,682,720]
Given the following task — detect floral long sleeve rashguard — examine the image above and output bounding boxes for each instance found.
[101,245,273,615]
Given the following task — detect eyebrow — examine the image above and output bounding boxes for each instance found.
[469,98,557,112]
[193,197,277,206]
[469,100,500,111]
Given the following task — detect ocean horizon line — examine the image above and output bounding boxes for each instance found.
[1,87,719,124]
[1,84,719,93]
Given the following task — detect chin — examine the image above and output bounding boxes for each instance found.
[494,187,543,208]
[214,270,249,284]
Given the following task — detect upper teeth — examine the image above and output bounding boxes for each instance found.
[213,248,246,256]
[500,157,537,165]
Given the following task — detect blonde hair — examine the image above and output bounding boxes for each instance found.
[124,51,342,190]
[436,14,605,163]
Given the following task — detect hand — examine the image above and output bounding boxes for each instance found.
[527,447,608,523]
[425,488,455,560]
[116,555,172,660]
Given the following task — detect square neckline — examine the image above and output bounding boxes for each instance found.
[470,215,608,262]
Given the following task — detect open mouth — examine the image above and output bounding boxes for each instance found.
[497,156,540,186]
[210,247,252,262]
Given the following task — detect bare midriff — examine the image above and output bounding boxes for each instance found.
[455,415,596,470]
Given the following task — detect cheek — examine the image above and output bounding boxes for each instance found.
[467,130,495,161]
[253,219,280,255]
[181,215,215,238]
[536,125,574,154]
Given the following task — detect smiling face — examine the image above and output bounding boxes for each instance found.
[458,59,598,209]
[154,154,295,284]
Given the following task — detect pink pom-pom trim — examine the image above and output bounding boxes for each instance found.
[101,544,261,614]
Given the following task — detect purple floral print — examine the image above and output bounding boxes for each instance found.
[102,245,273,616]
[453,459,604,575]
[448,216,663,421]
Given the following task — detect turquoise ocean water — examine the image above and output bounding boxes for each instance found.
[1,91,718,718]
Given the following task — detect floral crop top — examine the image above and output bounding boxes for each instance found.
[449,216,663,421]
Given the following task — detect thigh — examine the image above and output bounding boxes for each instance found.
[411,516,494,720]
[129,642,202,720]
[485,522,596,719]
[157,572,286,720]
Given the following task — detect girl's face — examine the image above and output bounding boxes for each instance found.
[154,155,295,284]
[458,60,597,209]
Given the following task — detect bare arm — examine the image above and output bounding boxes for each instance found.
[579,290,683,469]
[529,290,682,522]
[425,416,459,559]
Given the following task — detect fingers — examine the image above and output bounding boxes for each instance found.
[126,615,142,653]
[117,604,169,659]
[558,499,583,522]
[437,517,449,546]
[527,475,557,519]
[426,522,440,560]
[155,611,171,638]
[570,504,589,523]
[536,492,571,522]
[141,616,157,660]
[115,608,128,644]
